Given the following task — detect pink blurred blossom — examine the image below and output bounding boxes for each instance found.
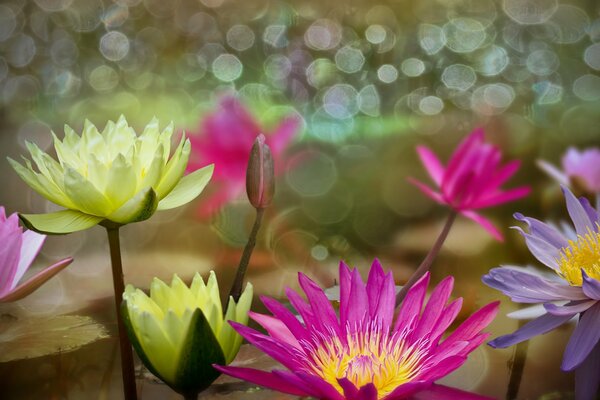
[409,128,530,241]
[186,96,299,217]
[538,147,600,194]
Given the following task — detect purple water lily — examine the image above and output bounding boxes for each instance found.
[216,259,498,399]
[538,147,600,195]
[484,186,600,400]
[0,207,72,302]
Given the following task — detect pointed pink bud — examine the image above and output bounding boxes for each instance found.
[246,134,274,209]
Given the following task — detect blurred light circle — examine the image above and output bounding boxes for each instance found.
[503,0,557,25]
[198,42,226,64]
[305,19,342,51]
[401,58,425,77]
[443,17,486,53]
[115,0,141,5]
[51,38,79,67]
[303,190,353,225]
[176,53,207,82]
[212,54,243,82]
[377,64,398,83]
[100,31,130,61]
[442,64,477,90]
[475,45,509,76]
[17,120,52,151]
[471,83,515,115]
[311,245,329,261]
[334,46,365,73]
[200,0,224,7]
[17,273,65,316]
[102,4,129,29]
[573,74,600,101]
[286,150,337,197]
[358,84,380,116]
[532,81,563,104]
[3,75,39,103]
[264,54,292,80]
[34,0,73,11]
[306,58,337,88]
[589,19,600,42]
[309,107,354,141]
[68,0,104,32]
[549,5,589,44]
[263,24,288,48]
[365,24,386,44]
[419,96,444,115]
[0,5,16,41]
[323,84,359,119]
[584,43,600,70]
[7,34,36,68]
[88,65,119,91]
[227,25,255,51]
[526,49,559,76]
[143,0,175,17]
[419,24,446,55]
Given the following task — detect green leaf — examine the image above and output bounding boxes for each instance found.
[19,210,103,234]
[107,187,157,224]
[173,307,225,396]
[157,164,214,211]
[0,315,108,362]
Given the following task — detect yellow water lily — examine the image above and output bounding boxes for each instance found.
[9,115,213,233]
[122,272,253,398]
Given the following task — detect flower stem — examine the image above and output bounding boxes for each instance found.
[227,208,265,306]
[506,323,529,400]
[182,392,198,400]
[395,210,457,307]
[106,227,138,400]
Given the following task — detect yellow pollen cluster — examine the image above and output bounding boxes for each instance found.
[557,228,600,286]
[305,328,426,399]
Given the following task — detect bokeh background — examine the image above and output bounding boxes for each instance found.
[0,0,599,398]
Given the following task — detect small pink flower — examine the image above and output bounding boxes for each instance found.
[409,128,530,241]
[187,96,299,217]
[215,259,498,400]
[0,207,72,302]
[538,147,600,194]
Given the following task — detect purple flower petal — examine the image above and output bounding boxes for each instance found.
[410,384,495,400]
[439,302,498,351]
[260,295,310,342]
[345,267,369,330]
[298,272,341,335]
[382,381,431,399]
[511,227,560,270]
[249,311,299,348]
[562,186,594,236]
[294,371,346,400]
[394,273,429,332]
[575,340,600,400]
[356,383,378,400]
[537,159,570,186]
[582,272,600,301]
[513,212,569,249]
[415,276,454,339]
[489,312,574,348]
[543,300,596,316]
[338,378,360,399]
[562,302,600,371]
[579,196,599,226]
[366,259,395,331]
[212,365,308,396]
[429,298,463,343]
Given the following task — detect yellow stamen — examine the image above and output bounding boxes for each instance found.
[557,227,600,286]
[303,326,427,399]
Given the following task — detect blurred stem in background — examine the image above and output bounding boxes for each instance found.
[106,225,137,400]
[506,320,530,400]
[227,134,274,305]
[395,210,458,306]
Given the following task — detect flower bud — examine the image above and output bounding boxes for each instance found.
[246,134,275,209]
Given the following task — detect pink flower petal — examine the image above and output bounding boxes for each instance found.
[416,146,445,186]
[213,365,308,396]
[12,230,46,290]
[0,257,72,303]
[461,210,504,241]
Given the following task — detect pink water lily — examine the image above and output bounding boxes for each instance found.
[0,207,72,302]
[538,147,600,195]
[187,96,299,217]
[215,259,498,399]
[409,128,530,241]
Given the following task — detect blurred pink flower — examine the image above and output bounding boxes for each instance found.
[409,128,530,241]
[186,96,299,217]
[538,147,600,194]
[0,207,72,302]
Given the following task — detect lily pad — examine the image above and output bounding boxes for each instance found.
[0,315,108,363]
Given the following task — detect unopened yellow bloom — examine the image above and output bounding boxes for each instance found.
[122,272,252,396]
[9,116,213,233]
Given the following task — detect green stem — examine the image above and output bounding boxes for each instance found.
[106,227,138,400]
[506,322,529,400]
[227,208,265,307]
[183,392,198,400]
[395,210,457,307]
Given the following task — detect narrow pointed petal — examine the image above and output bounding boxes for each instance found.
[0,258,73,302]
[461,210,503,241]
[298,273,341,334]
[249,311,299,348]
[415,276,454,338]
[11,230,46,289]
[544,300,596,316]
[394,273,429,332]
[513,213,569,249]
[416,146,445,186]
[441,302,499,348]
[537,160,570,186]
[562,186,594,236]
[260,295,310,342]
[511,227,560,270]
[583,272,600,300]
[407,177,445,204]
[157,164,214,211]
[213,366,308,396]
[562,302,600,371]
[19,210,102,234]
[575,341,600,400]
[489,313,574,348]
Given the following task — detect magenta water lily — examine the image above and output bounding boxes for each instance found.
[484,186,600,400]
[0,207,72,303]
[409,128,530,241]
[216,259,499,400]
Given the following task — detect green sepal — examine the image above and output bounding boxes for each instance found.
[19,210,103,234]
[157,164,214,211]
[108,187,158,224]
[173,307,226,396]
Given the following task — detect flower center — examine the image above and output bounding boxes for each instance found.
[303,326,427,399]
[557,227,600,286]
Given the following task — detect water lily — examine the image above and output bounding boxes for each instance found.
[0,207,72,303]
[9,115,214,234]
[216,259,498,399]
[538,147,600,195]
[409,128,530,241]
[187,96,298,217]
[484,186,600,400]
[122,272,253,399]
